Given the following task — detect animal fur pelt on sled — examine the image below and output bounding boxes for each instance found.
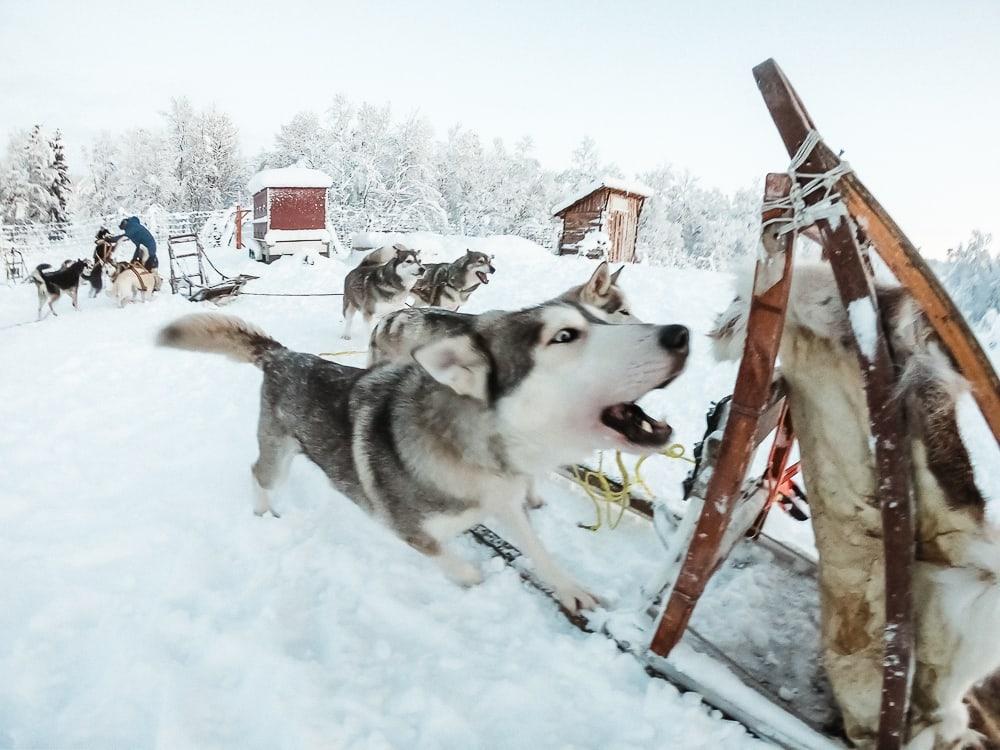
[711,263,1000,750]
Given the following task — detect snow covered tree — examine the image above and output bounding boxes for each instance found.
[47,129,72,232]
[21,125,59,223]
[266,111,330,171]
[943,230,999,323]
[115,127,179,211]
[76,132,123,216]
[558,136,622,196]
[0,129,31,223]
[636,164,757,269]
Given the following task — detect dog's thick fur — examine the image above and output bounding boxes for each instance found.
[557,262,634,322]
[159,306,689,612]
[368,262,639,367]
[342,247,424,339]
[711,263,1000,749]
[30,261,88,320]
[410,250,495,310]
[110,262,156,307]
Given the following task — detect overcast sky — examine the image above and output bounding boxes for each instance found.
[1,0,997,256]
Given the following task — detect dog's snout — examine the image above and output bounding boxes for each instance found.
[659,325,689,351]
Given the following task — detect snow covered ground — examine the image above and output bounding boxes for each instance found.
[1,235,996,749]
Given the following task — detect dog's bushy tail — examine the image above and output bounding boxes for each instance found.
[157,313,284,366]
[29,264,51,286]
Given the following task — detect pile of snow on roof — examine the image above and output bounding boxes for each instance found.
[247,167,333,194]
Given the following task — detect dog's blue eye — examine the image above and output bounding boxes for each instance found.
[551,328,580,344]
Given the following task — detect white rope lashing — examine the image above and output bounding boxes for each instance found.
[761,129,852,236]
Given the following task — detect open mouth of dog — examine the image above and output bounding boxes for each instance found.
[600,402,672,447]
[598,369,683,448]
[476,271,491,285]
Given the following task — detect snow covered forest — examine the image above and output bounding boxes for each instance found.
[0,94,996,292]
[1,95,766,270]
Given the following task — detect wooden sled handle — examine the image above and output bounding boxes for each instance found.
[754,57,922,750]
[754,57,1000,448]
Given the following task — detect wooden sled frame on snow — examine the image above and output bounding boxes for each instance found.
[647,59,1000,750]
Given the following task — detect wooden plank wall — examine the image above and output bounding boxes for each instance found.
[558,190,609,254]
[558,188,643,261]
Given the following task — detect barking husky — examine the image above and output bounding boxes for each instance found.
[711,263,1000,749]
[410,250,496,310]
[342,247,424,339]
[159,304,689,612]
[30,261,88,320]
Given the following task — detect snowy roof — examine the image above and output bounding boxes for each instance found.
[247,167,333,194]
[551,178,654,216]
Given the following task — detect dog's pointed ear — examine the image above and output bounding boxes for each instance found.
[585,261,612,297]
[412,335,490,401]
[609,265,624,285]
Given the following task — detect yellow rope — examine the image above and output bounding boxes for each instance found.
[568,442,695,531]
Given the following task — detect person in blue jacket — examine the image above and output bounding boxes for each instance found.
[110,216,158,270]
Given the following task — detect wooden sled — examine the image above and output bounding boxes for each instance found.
[470,59,1000,750]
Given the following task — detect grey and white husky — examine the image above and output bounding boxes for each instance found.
[341,246,424,339]
[368,261,637,367]
[158,304,689,612]
[410,250,496,310]
[557,261,635,322]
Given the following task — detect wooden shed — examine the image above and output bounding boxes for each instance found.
[246,167,333,262]
[552,179,651,263]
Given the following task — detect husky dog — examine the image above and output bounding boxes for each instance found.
[83,262,106,298]
[369,262,639,367]
[367,262,643,510]
[158,305,689,611]
[355,242,418,268]
[558,262,636,322]
[110,261,156,307]
[29,260,88,320]
[410,250,496,310]
[341,247,424,339]
[86,228,117,297]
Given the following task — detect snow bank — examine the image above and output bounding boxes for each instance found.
[0,239,775,748]
[247,167,333,194]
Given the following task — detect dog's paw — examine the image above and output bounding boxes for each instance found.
[438,556,483,587]
[553,582,600,614]
[452,561,484,587]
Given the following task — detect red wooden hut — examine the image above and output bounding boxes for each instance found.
[552,179,651,263]
[246,167,334,262]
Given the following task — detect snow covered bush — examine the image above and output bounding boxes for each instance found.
[939,230,998,324]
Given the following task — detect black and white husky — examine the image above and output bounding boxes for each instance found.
[410,250,496,310]
[158,303,689,612]
[341,246,424,339]
[29,261,89,320]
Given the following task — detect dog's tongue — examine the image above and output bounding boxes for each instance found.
[600,403,672,448]
[476,271,490,285]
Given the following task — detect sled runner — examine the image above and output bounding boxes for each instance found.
[471,59,1000,750]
